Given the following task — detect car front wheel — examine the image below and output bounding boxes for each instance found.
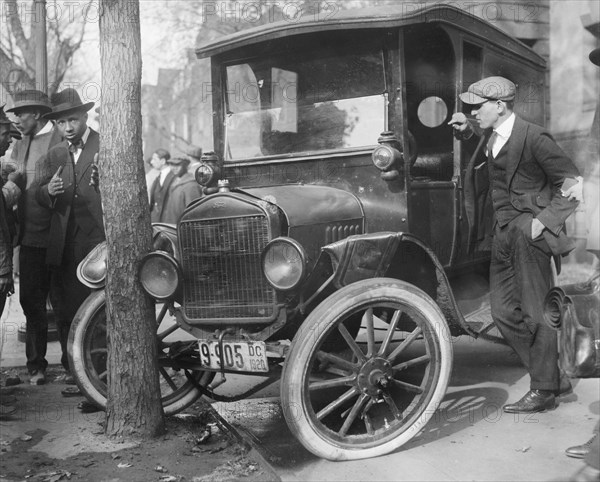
[281,278,452,460]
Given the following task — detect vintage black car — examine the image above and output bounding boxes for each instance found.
[70,4,547,460]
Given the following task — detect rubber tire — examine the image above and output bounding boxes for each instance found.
[68,290,207,415]
[281,278,452,461]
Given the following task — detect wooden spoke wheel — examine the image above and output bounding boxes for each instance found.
[68,290,212,414]
[281,279,452,460]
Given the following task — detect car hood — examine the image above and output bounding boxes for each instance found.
[237,184,365,229]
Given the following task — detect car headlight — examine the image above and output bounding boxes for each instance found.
[371,144,400,171]
[77,242,107,288]
[195,162,214,186]
[138,252,181,300]
[261,237,307,291]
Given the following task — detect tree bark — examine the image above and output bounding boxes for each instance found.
[99,0,164,438]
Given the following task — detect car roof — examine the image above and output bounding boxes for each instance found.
[195,4,545,67]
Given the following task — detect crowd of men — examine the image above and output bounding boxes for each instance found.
[0,88,204,417]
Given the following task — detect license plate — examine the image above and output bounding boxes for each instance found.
[198,340,268,373]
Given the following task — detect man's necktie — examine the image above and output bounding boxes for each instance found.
[69,139,84,154]
[487,131,498,158]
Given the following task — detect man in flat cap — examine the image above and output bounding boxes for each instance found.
[36,88,104,376]
[449,76,581,414]
[162,156,202,223]
[2,90,63,385]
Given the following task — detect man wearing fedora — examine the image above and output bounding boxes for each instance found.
[36,88,105,374]
[162,156,202,223]
[449,76,581,414]
[1,90,63,385]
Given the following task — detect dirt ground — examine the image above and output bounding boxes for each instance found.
[0,367,278,482]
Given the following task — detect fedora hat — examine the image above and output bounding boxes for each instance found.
[590,47,600,67]
[44,88,94,120]
[6,89,52,114]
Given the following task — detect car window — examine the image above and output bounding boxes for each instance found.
[224,46,386,161]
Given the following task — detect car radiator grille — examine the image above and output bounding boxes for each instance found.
[179,215,275,320]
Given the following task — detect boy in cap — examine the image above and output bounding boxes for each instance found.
[2,89,63,385]
[36,88,105,375]
[449,76,581,414]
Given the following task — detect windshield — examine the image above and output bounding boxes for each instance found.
[224,45,386,161]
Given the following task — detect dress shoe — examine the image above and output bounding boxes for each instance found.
[77,400,103,414]
[0,404,17,418]
[503,390,556,413]
[29,371,46,385]
[5,375,22,386]
[566,433,598,459]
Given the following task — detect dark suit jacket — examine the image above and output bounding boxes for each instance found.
[36,128,105,266]
[149,171,176,223]
[463,115,580,256]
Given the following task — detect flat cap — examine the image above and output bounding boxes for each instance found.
[459,76,516,105]
[167,157,190,166]
[6,89,52,114]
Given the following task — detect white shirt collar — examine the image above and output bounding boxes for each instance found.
[159,166,170,185]
[494,113,516,139]
[69,127,90,148]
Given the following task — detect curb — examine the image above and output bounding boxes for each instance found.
[208,403,281,481]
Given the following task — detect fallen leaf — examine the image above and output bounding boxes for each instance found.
[117,463,132,468]
[21,435,33,442]
[155,465,168,473]
[195,428,211,445]
[159,476,178,482]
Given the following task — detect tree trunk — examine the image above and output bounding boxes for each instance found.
[99,0,164,438]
